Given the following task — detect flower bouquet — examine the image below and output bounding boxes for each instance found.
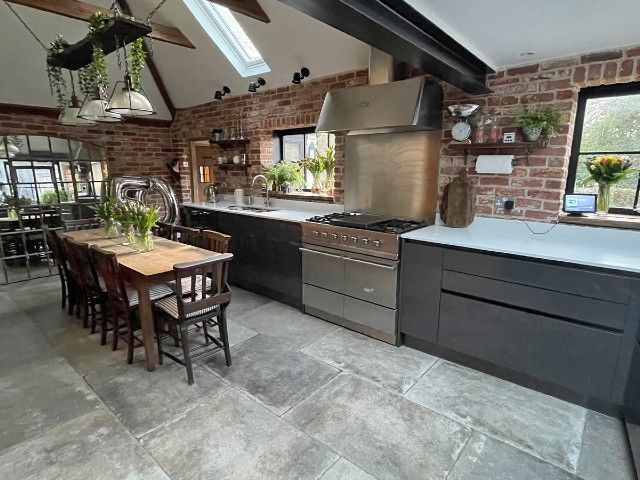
[317,147,335,195]
[119,202,160,252]
[301,156,325,193]
[90,198,119,237]
[583,155,635,213]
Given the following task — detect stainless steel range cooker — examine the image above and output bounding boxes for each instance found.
[301,213,428,344]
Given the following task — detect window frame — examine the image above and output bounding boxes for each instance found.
[566,81,640,215]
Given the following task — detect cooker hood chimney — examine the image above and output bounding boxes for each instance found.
[316,48,442,135]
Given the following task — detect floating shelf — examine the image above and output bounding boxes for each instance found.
[449,141,548,164]
[47,17,152,70]
[209,139,251,149]
[217,163,250,170]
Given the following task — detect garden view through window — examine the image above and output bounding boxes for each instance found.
[568,83,640,214]
[276,128,335,189]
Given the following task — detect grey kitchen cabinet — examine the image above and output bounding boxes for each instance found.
[181,207,302,308]
[398,242,443,343]
[398,238,640,412]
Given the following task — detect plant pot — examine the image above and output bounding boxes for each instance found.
[597,183,611,214]
[522,125,543,142]
[280,185,290,194]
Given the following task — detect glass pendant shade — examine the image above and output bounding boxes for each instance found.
[59,95,96,125]
[78,96,122,123]
[107,76,155,116]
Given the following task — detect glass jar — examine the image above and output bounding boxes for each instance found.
[136,229,155,252]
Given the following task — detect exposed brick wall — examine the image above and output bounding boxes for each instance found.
[170,69,369,203]
[418,44,640,222]
[0,112,180,197]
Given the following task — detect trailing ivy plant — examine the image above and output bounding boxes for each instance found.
[86,12,112,98]
[128,38,146,92]
[46,35,69,109]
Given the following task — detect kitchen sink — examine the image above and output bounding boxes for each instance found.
[226,205,277,213]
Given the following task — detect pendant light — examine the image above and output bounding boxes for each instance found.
[59,71,96,125]
[108,74,156,116]
[78,88,122,123]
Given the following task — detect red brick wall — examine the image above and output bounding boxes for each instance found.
[0,111,178,194]
[170,70,369,203]
[428,44,640,221]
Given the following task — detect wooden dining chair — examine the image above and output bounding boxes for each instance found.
[62,218,102,231]
[153,253,234,384]
[202,229,231,254]
[90,245,174,363]
[171,225,202,247]
[65,237,106,336]
[63,237,103,329]
[43,226,71,310]
[153,221,173,240]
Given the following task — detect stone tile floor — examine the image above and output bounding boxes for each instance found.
[0,276,636,480]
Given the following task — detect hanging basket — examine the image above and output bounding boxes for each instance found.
[47,17,152,71]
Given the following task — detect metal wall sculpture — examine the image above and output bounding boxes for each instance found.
[104,176,179,224]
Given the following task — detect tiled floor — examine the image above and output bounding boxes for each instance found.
[0,276,636,479]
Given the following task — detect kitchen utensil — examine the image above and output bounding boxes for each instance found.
[234,188,245,205]
[217,156,226,165]
[233,155,241,164]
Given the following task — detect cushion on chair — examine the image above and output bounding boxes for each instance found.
[168,277,212,298]
[128,283,175,307]
[154,294,221,320]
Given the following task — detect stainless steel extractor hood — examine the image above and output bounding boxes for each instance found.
[316,76,443,135]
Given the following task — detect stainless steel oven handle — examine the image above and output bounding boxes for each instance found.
[299,247,342,259]
[344,256,397,270]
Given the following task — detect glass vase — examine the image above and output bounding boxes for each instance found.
[597,183,611,215]
[136,230,155,252]
[325,169,335,196]
[311,174,322,194]
[103,219,118,238]
[121,226,135,246]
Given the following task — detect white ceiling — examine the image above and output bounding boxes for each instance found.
[403,0,640,69]
[0,0,370,114]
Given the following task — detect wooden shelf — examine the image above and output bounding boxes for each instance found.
[217,163,250,170]
[48,17,152,70]
[449,141,548,164]
[209,139,250,149]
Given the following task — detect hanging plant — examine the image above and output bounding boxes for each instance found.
[86,12,112,98]
[46,35,69,109]
[128,38,146,91]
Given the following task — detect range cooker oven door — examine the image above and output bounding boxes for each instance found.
[301,244,399,344]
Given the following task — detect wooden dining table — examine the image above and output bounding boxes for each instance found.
[61,228,219,372]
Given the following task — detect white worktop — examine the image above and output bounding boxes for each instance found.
[182,196,342,223]
[402,216,640,275]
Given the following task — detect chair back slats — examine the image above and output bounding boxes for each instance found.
[66,238,101,292]
[63,218,101,231]
[89,245,131,314]
[171,225,202,247]
[62,237,86,287]
[202,230,231,254]
[173,253,233,319]
[153,221,173,239]
[43,226,64,267]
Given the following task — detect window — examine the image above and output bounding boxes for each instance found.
[273,128,335,188]
[567,82,640,214]
[182,0,270,77]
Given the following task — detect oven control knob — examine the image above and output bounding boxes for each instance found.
[331,233,338,240]
[361,238,369,245]
[312,230,319,237]
[341,235,348,242]
[373,240,381,247]
[350,236,358,243]
[321,232,328,239]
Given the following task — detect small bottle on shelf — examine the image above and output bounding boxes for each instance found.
[474,116,485,144]
[489,117,499,143]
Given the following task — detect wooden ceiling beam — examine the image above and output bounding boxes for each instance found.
[210,0,270,23]
[6,0,195,49]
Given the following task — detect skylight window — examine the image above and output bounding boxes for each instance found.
[183,0,270,77]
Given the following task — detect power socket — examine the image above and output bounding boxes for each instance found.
[495,196,515,209]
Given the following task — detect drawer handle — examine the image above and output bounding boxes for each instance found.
[345,257,396,270]
[299,247,342,259]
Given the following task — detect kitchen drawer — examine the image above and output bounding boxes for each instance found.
[344,256,398,308]
[438,293,622,400]
[442,270,627,331]
[443,249,632,304]
[344,296,396,336]
[301,247,344,293]
[303,284,344,318]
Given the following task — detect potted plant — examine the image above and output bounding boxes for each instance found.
[90,198,119,238]
[317,147,335,195]
[2,194,31,218]
[515,106,561,141]
[127,37,146,92]
[276,161,305,193]
[40,188,69,204]
[301,156,325,193]
[583,155,635,214]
